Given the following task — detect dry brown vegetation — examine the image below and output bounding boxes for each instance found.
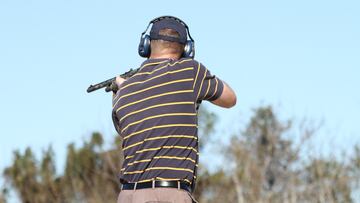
[2,106,359,202]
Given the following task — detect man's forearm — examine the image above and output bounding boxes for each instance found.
[211,81,237,108]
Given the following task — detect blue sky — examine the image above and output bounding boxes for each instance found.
[0,0,359,191]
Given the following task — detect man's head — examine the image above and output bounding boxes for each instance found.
[149,17,188,59]
[150,29,184,59]
[138,16,195,59]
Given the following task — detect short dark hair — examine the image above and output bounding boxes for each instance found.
[150,28,184,56]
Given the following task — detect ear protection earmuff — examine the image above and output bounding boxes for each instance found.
[138,16,195,59]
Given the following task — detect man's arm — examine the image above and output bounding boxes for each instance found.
[210,81,236,108]
[193,62,237,109]
[112,76,126,99]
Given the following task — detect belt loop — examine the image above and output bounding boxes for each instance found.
[152,179,155,189]
[177,181,180,190]
[133,182,137,191]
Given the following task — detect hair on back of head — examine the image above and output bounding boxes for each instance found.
[151,28,184,56]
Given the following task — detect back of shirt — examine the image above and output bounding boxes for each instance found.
[112,58,223,186]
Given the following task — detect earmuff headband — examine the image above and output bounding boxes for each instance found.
[141,16,194,44]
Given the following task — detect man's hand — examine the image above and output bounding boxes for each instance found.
[115,76,126,87]
[111,76,126,96]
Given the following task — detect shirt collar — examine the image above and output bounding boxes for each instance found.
[140,58,171,67]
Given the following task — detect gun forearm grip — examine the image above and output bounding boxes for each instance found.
[105,82,119,93]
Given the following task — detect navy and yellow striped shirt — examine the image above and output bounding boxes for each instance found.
[112,58,224,186]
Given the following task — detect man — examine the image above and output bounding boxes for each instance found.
[112,16,236,203]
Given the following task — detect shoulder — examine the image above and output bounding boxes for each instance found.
[172,58,198,67]
[170,58,208,71]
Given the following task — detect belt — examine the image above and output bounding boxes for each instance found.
[121,180,192,193]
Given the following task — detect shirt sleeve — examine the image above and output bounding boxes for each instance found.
[112,110,121,135]
[193,62,224,102]
[112,91,122,135]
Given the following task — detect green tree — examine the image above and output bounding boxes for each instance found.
[3,132,123,203]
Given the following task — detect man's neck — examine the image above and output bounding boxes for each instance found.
[149,53,180,60]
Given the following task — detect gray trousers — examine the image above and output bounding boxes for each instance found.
[117,188,196,203]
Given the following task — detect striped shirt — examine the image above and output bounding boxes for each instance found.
[112,58,224,187]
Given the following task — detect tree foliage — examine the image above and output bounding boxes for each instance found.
[195,106,359,203]
[2,106,360,202]
[3,133,123,203]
